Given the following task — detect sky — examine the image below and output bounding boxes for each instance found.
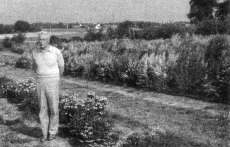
[0,0,190,24]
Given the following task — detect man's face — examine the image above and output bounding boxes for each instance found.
[37,35,49,50]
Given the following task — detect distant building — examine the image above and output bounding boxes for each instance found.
[95,24,102,30]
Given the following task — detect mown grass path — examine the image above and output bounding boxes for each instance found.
[0,98,71,147]
[0,64,230,147]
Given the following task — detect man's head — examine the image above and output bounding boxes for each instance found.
[37,32,50,50]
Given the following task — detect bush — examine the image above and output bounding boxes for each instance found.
[117,21,133,38]
[0,55,17,66]
[84,30,105,41]
[1,78,37,104]
[11,47,24,54]
[15,56,32,69]
[11,33,26,44]
[63,36,230,102]
[59,92,112,142]
[151,23,186,39]
[2,37,12,48]
[71,36,83,42]
[166,37,206,95]
[1,77,112,144]
[14,20,31,32]
[50,35,61,46]
[2,33,26,53]
[203,35,230,102]
[0,77,11,96]
[195,19,227,35]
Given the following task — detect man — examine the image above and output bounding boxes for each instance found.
[31,32,64,142]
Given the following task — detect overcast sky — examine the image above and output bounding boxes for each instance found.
[0,0,190,24]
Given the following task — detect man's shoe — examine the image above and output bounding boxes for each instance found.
[48,134,56,141]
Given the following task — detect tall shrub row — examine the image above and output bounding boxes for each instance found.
[63,35,230,103]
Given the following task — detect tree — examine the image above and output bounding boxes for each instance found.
[14,20,31,32]
[216,0,230,21]
[187,0,217,24]
[117,21,133,38]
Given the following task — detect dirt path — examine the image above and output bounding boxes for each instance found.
[0,65,230,147]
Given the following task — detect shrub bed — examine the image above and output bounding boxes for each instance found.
[12,35,230,103]
[15,56,32,69]
[0,77,113,144]
[63,35,230,103]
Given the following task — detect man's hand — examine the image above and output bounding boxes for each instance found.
[59,66,64,76]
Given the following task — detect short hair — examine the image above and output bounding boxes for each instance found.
[37,31,51,40]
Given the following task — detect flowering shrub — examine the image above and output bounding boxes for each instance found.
[0,55,17,66]
[59,91,112,143]
[15,56,32,69]
[202,35,230,102]
[1,78,37,106]
[1,77,112,143]
[62,35,230,102]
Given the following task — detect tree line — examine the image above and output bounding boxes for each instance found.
[0,20,41,34]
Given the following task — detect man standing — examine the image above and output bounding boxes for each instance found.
[32,32,64,142]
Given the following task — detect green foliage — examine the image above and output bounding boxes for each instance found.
[117,21,134,38]
[63,35,230,102]
[216,0,230,21]
[15,56,32,69]
[84,30,104,41]
[166,37,206,95]
[11,33,26,44]
[2,37,12,48]
[1,78,37,104]
[0,24,14,34]
[143,23,189,40]
[1,77,112,144]
[195,19,227,35]
[187,0,216,24]
[203,35,230,101]
[59,92,112,142]
[14,20,31,32]
[2,33,26,54]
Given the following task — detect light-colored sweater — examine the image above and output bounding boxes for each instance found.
[32,45,64,78]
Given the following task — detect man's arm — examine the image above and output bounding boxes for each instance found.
[56,49,65,76]
[31,51,37,72]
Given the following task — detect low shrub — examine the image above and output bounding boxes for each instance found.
[0,55,17,66]
[2,37,12,48]
[2,33,26,54]
[1,78,37,104]
[84,30,105,41]
[0,77,11,96]
[11,47,24,54]
[59,92,112,142]
[195,19,227,35]
[1,77,113,144]
[15,56,32,69]
[11,33,26,44]
[202,35,230,102]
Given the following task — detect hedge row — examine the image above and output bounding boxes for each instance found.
[62,35,230,103]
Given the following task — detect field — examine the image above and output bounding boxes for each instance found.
[0,27,87,41]
[0,34,230,146]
